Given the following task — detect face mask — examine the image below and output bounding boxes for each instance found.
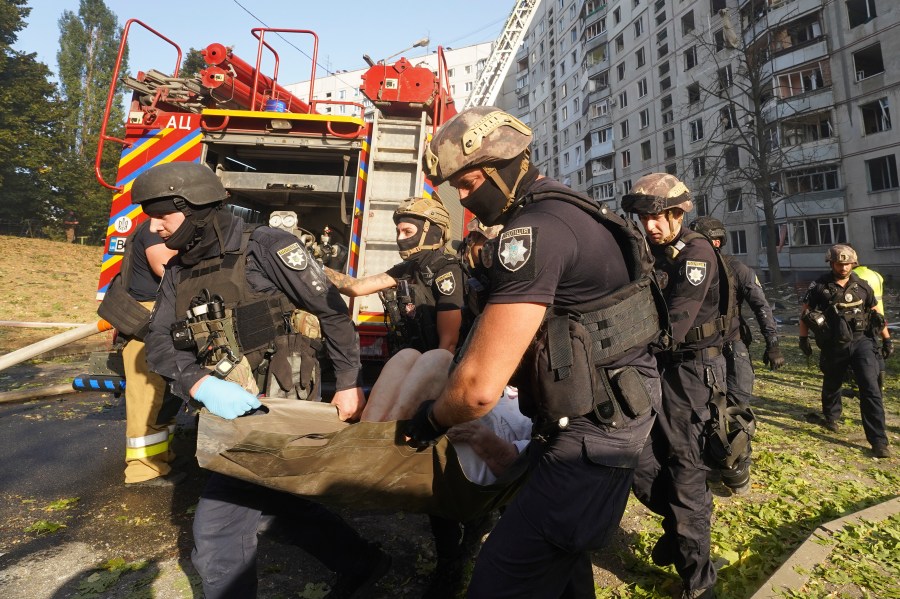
[460,178,508,227]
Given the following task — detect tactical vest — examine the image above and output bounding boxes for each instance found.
[381,251,457,354]
[508,180,666,426]
[667,230,738,347]
[174,226,321,398]
[815,275,873,346]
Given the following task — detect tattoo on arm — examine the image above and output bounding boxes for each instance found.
[324,267,396,296]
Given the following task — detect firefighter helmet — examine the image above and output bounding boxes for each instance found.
[689,216,727,247]
[825,244,857,264]
[131,162,228,212]
[621,173,694,215]
[424,106,533,184]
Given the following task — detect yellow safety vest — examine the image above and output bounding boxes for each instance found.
[853,266,884,314]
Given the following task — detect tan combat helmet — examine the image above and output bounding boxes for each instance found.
[621,173,694,215]
[393,196,452,258]
[825,244,858,265]
[466,217,503,240]
[424,106,533,184]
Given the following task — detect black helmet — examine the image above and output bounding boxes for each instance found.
[622,173,693,215]
[131,162,228,214]
[689,216,727,247]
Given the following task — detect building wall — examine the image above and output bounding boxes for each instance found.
[500,0,900,287]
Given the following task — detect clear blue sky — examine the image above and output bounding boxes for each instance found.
[15,0,512,86]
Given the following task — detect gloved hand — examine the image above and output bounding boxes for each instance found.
[882,338,893,360]
[194,376,262,420]
[799,336,813,358]
[404,400,449,449]
[763,341,785,371]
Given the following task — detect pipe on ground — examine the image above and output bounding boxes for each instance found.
[0,320,113,373]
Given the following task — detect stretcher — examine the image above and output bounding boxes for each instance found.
[196,398,531,521]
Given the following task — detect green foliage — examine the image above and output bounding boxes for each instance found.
[24,519,66,534]
[181,47,205,78]
[74,558,149,599]
[45,496,80,511]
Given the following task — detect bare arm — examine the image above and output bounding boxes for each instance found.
[146,243,178,278]
[324,267,397,297]
[431,302,545,427]
[436,309,462,353]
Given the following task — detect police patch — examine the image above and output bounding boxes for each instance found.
[686,260,707,286]
[435,271,456,296]
[277,242,308,271]
[498,227,532,272]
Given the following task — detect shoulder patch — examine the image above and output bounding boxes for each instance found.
[498,227,533,272]
[434,271,457,296]
[277,242,309,271]
[685,260,708,286]
[753,275,762,287]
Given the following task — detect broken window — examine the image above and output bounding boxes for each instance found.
[860,98,891,134]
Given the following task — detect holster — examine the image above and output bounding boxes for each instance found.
[97,275,152,340]
[801,309,831,349]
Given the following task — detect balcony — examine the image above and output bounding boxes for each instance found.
[782,188,845,218]
[766,88,834,121]
[768,39,828,73]
[742,0,823,46]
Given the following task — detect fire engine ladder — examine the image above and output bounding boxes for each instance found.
[463,0,541,109]
[351,111,430,322]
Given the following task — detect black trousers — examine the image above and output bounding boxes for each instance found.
[191,473,377,599]
[724,340,755,410]
[633,353,725,593]
[467,410,654,599]
[820,335,887,447]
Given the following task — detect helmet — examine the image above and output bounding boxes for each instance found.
[131,162,228,212]
[689,216,727,247]
[466,217,502,240]
[621,173,693,215]
[393,196,452,245]
[424,106,533,184]
[825,244,857,264]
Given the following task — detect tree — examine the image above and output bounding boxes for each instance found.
[674,5,834,286]
[55,0,127,243]
[181,47,205,78]
[0,0,66,225]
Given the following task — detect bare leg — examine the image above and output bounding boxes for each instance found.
[362,349,453,421]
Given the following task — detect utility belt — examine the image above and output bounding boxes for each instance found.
[683,315,729,344]
[667,345,722,363]
[514,300,658,431]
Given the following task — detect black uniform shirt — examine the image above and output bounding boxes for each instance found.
[146,216,362,399]
[723,254,777,344]
[652,229,721,350]
[127,222,167,302]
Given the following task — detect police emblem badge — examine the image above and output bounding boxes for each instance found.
[686,260,707,286]
[277,243,308,271]
[498,227,532,272]
[435,271,456,296]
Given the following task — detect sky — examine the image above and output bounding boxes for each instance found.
[15,0,513,86]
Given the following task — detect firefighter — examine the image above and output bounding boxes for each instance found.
[407,106,663,598]
[852,262,890,391]
[624,174,725,599]
[799,244,891,458]
[120,220,182,486]
[325,196,464,353]
[134,162,390,599]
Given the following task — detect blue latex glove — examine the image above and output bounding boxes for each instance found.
[194,377,261,420]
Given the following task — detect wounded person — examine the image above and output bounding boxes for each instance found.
[363,347,532,486]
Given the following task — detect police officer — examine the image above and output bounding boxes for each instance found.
[325,196,464,353]
[325,197,470,598]
[624,174,724,599]
[799,244,891,458]
[406,106,663,598]
[135,162,390,599]
[689,217,784,407]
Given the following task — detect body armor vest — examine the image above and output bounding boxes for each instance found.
[666,230,738,347]
[508,179,666,426]
[174,226,320,398]
[817,275,872,346]
[381,251,457,354]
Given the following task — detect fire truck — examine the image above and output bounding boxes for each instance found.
[92,21,465,373]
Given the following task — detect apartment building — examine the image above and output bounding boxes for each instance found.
[286,43,494,119]
[499,0,900,285]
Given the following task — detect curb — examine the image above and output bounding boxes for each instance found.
[749,495,900,598]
